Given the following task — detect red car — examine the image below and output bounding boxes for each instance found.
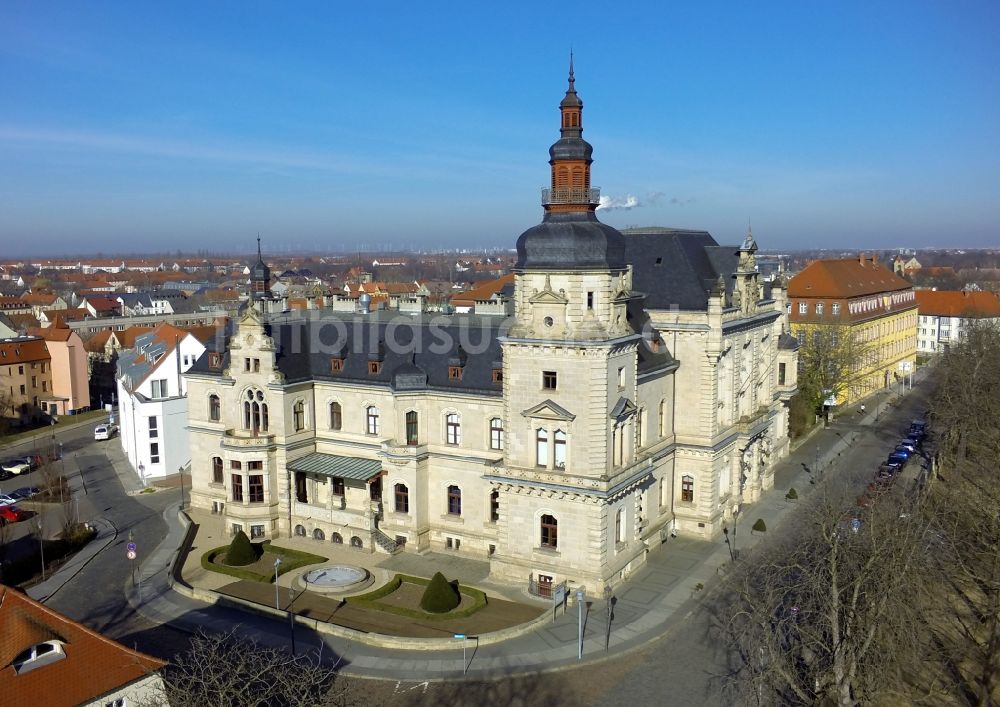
[0,505,27,525]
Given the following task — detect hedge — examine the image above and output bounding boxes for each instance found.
[200,542,327,583]
[346,573,487,620]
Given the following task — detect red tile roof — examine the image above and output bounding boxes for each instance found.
[915,290,1000,318]
[788,256,911,299]
[0,585,165,707]
[0,339,50,364]
[26,320,74,342]
[450,273,515,306]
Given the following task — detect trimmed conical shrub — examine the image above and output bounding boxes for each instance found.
[752,518,767,533]
[419,571,461,613]
[225,529,256,566]
[785,488,798,500]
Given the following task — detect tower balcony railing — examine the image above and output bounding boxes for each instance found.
[541,187,601,205]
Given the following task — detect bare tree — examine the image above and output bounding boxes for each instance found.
[137,629,364,707]
[715,486,932,706]
[795,323,874,420]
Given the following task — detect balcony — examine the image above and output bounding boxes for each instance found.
[221,429,276,451]
[541,187,601,206]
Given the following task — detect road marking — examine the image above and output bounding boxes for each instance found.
[393,681,429,695]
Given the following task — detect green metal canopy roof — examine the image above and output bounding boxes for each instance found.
[287,453,382,481]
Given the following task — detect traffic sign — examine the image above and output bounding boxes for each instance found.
[126,542,136,552]
[127,549,137,560]
[850,518,861,533]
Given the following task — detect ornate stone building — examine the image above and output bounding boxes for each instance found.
[184,65,797,594]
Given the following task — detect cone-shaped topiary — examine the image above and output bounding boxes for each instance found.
[419,571,461,613]
[225,529,257,566]
[785,488,798,500]
[752,518,767,533]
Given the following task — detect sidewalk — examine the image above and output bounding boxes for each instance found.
[102,373,929,680]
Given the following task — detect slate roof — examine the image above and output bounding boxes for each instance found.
[117,323,190,392]
[622,228,739,311]
[0,585,164,707]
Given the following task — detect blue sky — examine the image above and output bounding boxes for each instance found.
[1,1,998,256]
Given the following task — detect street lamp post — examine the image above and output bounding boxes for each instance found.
[273,558,282,611]
[179,466,186,510]
[576,587,586,660]
[34,519,45,581]
[603,584,613,652]
[723,527,736,563]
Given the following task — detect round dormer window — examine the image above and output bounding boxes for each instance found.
[543,316,554,327]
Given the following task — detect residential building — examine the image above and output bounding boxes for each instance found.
[0,586,165,707]
[788,254,917,404]
[117,323,207,482]
[27,319,91,414]
[184,67,796,593]
[0,337,52,422]
[915,289,1000,353]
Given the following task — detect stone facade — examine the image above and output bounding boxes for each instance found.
[182,71,797,596]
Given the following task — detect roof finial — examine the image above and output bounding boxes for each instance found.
[257,233,262,259]
[569,48,575,87]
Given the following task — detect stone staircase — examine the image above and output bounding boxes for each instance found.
[373,527,401,555]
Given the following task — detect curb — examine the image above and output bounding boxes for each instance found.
[27,518,118,604]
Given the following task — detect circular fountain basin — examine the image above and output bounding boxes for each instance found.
[299,564,373,595]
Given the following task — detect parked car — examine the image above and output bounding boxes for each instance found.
[909,420,927,438]
[19,454,42,470]
[904,433,923,448]
[9,486,40,501]
[1,459,30,475]
[94,424,118,441]
[0,504,28,525]
[896,440,918,454]
[0,493,17,506]
[887,451,910,467]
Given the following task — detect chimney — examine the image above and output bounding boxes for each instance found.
[858,252,866,265]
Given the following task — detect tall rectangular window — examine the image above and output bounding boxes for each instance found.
[244,358,251,372]
[148,416,158,439]
[406,411,418,445]
[331,477,345,496]
[832,302,841,316]
[150,379,168,398]
[366,406,380,435]
[447,485,462,516]
[295,471,308,503]
[248,475,264,503]
[778,363,786,386]
[446,413,461,445]
[542,371,557,390]
[798,302,807,314]
[586,291,594,310]
[231,474,244,502]
[149,442,159,464]
[554,430,566,469]
[490,417,504,450]
[617,367,625,389]
[681,475,694,503]
[815,302,824,315]
[536,428,549,468]
[253,358,260,372]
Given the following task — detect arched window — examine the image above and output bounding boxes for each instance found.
[446,413,461,445]
[394,483,409,514]
[329,402,342,430]
[331,532,343,544]
[658,399,666,437]
[209,394,220,422]
[243,389,269,433]
[313,528,325,541]
[294,524,306,537]
[536,428,549,468]
[554,430,567,469]
[293,400,306,432]
[350,536,363,548]
[447,485,462,516]
[615,508,625,544]
[212,456,223,484]
[682,475,694,503]
[490,417,504,450]
[366,406,380,435]
[405,411,418,446]
[541,514,558,548]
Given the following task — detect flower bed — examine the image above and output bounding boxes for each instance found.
[200,541,327,583]
[346,573,487,620]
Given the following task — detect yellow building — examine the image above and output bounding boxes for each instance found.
[788,254,917,405]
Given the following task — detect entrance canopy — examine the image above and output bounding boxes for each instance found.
[287,453,382,481]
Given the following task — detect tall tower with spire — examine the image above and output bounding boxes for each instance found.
[250,236,272,302]
[491,61,663,590]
